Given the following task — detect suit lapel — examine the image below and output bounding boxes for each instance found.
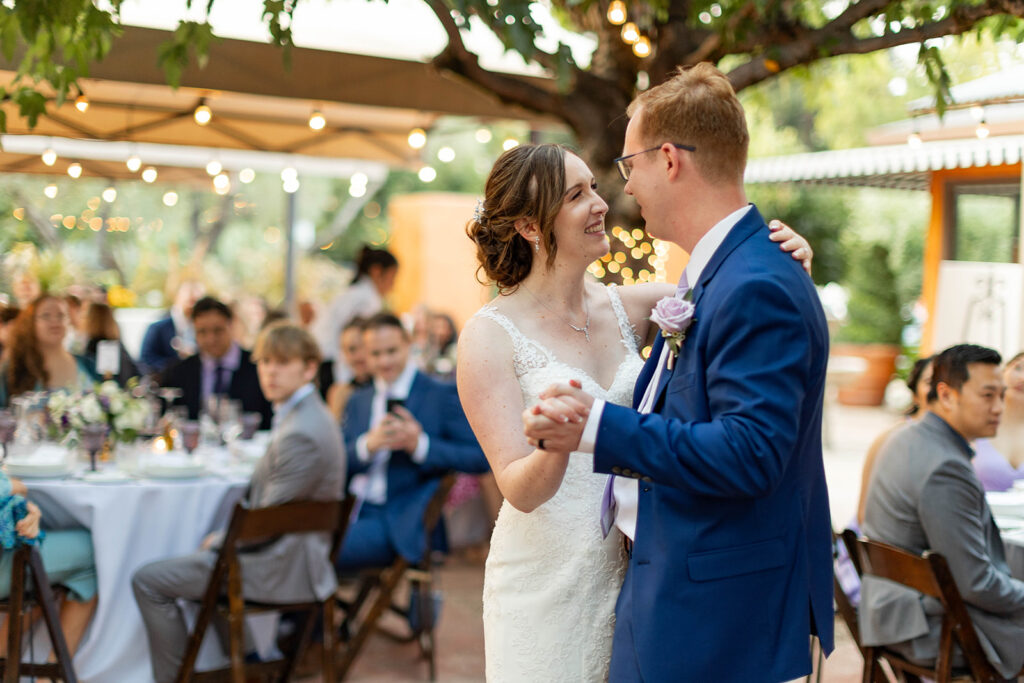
[403,371,426,418]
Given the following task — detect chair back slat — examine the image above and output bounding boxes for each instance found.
[234,500,346,541]
[852,536,943,598]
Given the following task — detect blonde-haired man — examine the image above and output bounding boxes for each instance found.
[526,63,833,681]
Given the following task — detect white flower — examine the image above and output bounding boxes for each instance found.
[80,395,105,424]
[98,381,121,398]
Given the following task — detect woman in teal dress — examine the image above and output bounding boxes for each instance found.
[0,294,96,407]
[0,471,97,656]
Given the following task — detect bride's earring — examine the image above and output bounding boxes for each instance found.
[533,237,540,253]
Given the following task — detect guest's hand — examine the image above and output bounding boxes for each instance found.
[199,531,222,551]
[365,419,392,452]
[9,477,27,496]
[768,220,813,275]
[15,502,41,539]
[385,406,423,452]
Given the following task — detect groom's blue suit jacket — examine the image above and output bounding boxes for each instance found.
[595,206,834,682]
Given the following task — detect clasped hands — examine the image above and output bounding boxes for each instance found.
[522,380,595,454]
[366,405,422,453]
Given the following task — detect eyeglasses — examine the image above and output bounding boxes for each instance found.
[613,143,696,181]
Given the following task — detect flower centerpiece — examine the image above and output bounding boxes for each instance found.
[47,380,150,448]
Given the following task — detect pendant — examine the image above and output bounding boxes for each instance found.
[569,324,590,342]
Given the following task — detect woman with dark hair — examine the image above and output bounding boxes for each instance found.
[0,304,20,363]
[456,144,813,681]
[973,351,1024,491]
[82,302,140,386]
[0,294,97,407]
[316,246,398,386]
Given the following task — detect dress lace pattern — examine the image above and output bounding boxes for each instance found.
[474,284,644,682]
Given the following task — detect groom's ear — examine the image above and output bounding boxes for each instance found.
[663,144,684,181]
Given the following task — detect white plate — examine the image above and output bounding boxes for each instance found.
[145,463,206,479]
[986,491,1024,517]
[79,470,133,484]
[5,461,72,478]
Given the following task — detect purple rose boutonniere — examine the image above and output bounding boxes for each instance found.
[650,297,695,370]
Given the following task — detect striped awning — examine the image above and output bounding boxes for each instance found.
[745,135,1024,191]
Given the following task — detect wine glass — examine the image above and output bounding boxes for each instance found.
[240,412,262,440]
[180,420,201,455]
[0,410,16,463]
[80,423,108,472]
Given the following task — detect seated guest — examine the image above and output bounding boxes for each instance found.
[82,301,140,387]
[132,322,345,683]
[0,295,96,407]
[324,317,371,421]
[139,279,204,375]
[974,351,1024,491]
[337,313,489,573]
[0,472,97,657]
[859,344,1024,679]
[157,296,272,429]
[0,304,20,362]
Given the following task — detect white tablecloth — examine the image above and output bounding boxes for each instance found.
[28,472,249,683]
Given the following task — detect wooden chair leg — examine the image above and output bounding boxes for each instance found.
[336,562,408,679]
[5,551,25,683]
[227,563,246,683]
[322,599,336,683]
[27,548,77,683]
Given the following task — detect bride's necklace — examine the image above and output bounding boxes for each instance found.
[522,285,591,342]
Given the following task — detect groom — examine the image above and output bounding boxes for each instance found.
[524,63,834,681]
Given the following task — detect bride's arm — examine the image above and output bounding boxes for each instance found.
[457,316,572,513]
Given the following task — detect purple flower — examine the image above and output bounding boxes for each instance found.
[99,395,110,411]
[650,296,695,334]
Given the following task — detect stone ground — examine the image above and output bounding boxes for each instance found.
[299,403,895,682]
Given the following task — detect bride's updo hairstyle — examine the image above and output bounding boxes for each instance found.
[468,143,569,293]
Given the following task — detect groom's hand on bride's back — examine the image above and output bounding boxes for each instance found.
[522,380,593,453]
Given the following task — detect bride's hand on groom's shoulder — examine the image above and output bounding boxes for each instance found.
[768,219,813,275]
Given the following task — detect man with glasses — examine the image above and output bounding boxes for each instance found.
[525,63,833,681]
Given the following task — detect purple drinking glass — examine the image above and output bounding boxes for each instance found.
[181,420,201,455]
[80,423,108,472]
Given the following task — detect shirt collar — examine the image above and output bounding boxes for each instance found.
[683,204,752,288]
[923,411,976,459]
[200,342,241,370]
[272,382,315,426]
[373,359,419,399]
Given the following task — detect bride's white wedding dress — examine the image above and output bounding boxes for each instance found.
[475,284,645,682]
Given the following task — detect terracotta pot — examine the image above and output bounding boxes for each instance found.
[831,343,901,407]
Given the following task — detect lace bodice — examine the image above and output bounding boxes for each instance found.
[476,284,644,682]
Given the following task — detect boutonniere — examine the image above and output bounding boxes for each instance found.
[650,297,695,370]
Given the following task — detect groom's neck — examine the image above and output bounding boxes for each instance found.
[671,183,747,253]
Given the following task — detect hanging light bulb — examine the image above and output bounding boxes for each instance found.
[502,137,519,151]
[41,148,57,166]
[44,184,58,199]
[283,177,300,194]
[67,162,82,179]
[907,131,922,147]
[621,22,640,44]
[308,110,326,130]
[193,102,212,125]
[632,35,652,58]
[239,168,256,184]
[126,154,142,172]
[74,94,90,113]
[418,166,437,182]
[437,146,456,163]
[976,120,990,139]
[102,187,117,203]
[475,128,492,143]
[213,173,231,195]
[407,128,427,149]
[606,0,627,25]
[163,191,179,207]
[141,167,158,183]
[206,159,223,176]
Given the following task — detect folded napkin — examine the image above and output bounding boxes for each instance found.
[7,442,69,465]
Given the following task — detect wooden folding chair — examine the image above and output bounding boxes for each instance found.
[0,545,77,683]
[846,532,1024,683]
[334,473,457,681]
[835,530,893,683]
[174,496,355,683]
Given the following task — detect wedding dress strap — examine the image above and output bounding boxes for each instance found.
[604,284,640,353]
[473,306,552,377]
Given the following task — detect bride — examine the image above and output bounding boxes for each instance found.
[456,143,812,681]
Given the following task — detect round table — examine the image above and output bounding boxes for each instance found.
[27,470,249,683]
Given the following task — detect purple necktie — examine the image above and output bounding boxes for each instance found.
[599,268,690,538]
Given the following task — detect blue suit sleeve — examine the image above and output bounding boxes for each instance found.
[341,393,371,476]
[595,277,821,499]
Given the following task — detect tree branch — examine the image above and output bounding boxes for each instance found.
[727,0,1024,92]
[424,0,570,121]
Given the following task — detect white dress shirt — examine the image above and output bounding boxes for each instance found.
[580,204,753,540]
[314,278,382,374]
[348,360,430,504]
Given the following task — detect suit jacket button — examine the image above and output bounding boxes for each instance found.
[612,467,622,474]
[642,476,652,482]
[621,468,632,476]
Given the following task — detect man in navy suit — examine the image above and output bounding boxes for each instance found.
[525,63,833,681]
[338,312,488,571]
[139,280,204,375]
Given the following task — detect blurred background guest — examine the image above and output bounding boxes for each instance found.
[232,295,269,349]
[973,351,1024,491]
[0,304,20,363]
[324,317,371,421]
[0,472,97,657]
[139,279,205,376]
[315,246,398,386]
[0,294,97,407]
[421,311,459,380]
[157,296,272,429]
[62,293,87,354]
[82,301,140,387]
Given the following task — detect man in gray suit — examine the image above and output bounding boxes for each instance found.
[132,322,345,683]
[860,343,1024,679]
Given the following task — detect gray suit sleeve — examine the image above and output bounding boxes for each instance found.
[254,430,321,508]
[918,461,1024,615]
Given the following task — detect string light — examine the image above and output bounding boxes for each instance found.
[308,110,326,131]
[407,128,427,149]
[606,0,627,25]
[126,154,142,172]
[283,177,300,193]
[206,159,223,176]
[41,148,57,166]
[67,162,82,179]
[141,167,158,183]
[163,191,179,207]
[976,120,990,139]
[193,102,212,126]
[621,22,640,44]
[75,94,89,113]
[438,146,456,163]
[213,173,231,195]
[238,168,256,184]
[907,131,922,147]
[475,128,492,143]
[281,167,298,183]
[44,184,58,199]
[502,137,519,151]
[102,187,117,203]
[633,35,652,58]
[418,166,437,182]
